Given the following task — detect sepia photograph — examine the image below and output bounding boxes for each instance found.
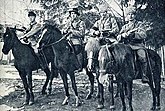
[0,0,165,111]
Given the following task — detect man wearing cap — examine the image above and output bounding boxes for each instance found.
[21,11,47,70]
[117,6,149,83]
[62,7,86,71]
[21,11,42,52]
[90,5,119,44]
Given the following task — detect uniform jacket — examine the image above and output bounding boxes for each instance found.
[24,21,42,46]
[64,18,86,45]
[93,17,119,36]
[119,20,147,49]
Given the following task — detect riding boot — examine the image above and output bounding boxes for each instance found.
[36,51,48,70]
[141,61,149,83]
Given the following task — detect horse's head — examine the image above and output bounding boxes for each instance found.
[2,27,16,55]
[98,45,116,74]
[85,37,100,71]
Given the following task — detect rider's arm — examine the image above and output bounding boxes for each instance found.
[90,20,100,36]
[23,23,41,38]
[110,18,119,34]
[72,21,86,37]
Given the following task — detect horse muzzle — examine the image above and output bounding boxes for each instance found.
[2,48,9,55]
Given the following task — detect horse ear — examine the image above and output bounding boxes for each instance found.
[6,27,10,32]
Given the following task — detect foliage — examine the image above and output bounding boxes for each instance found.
[30,0,165,48]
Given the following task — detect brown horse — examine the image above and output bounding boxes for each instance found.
[98,43,161,111]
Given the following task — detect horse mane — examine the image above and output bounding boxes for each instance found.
[85,37,100,53]
[98,43,133,69]
[109,44,132,64]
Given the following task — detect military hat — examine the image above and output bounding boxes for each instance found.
[98,4,108,13]
[69,8,80,16]
[28,11,36,17]
[125,6,136,15]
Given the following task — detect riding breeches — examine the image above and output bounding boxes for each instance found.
[136,48,147,62]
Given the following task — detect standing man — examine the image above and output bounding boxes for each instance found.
[117,6,149,83]
[63,7,86,71]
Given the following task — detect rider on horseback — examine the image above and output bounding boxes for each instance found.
[62,7,86,71]
[90,5,119,44]
[117,6,149,83]
[20,11,47,70]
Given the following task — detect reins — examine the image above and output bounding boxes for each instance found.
[42,32,71,49]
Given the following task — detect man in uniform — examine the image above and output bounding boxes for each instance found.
[21,11,42,52]
[62,7,86,71]
[117,6,149,83]
[90,5,119,44]
[20,11,47,70]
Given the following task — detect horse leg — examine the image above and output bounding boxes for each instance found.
[19,71,30,105]
[42,67,51,95]
[148,80,157,110]
[27,71,34,105]
[86,69,94,99]
[119,82,126,111]
[115,82,120,98]
[97,83,104,109]
[96,72,100,98]
[69,72,80,107]
[155,78,161,110]
[60,70,69,105]
[127,81,133,111]
[108,75,115,110]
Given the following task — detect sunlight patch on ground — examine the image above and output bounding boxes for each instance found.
[0,82,15,97]
[0,104,24,111]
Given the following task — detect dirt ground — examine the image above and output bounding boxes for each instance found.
[0,64,165,111]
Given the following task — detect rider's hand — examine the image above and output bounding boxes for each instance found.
[117,35,122,41]
[94,30,100,36]
[121,32,128,38]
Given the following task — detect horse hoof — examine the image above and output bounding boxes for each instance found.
[96,94,100,98]
[97,104,104,109]
[29,101,34,105]
[110,105,115,110]
[150,106,156,110]
[62,96,69,105]
[75,102,80,107]
[23,101,29,105]
[114,94,119,98]
[156,106,161,110]
[86,94,92,100]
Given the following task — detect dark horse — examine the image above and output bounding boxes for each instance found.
[97,43,161,111]
[2,26,57,105]
[84,37,101,99]
[2,26,80,106]
[41,25,81,106]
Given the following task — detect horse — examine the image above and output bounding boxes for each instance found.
[2,26,81,106]
[84,37,101,99]
[97,43,161,111]
[1,26,60,105]
[40,25,82,106]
